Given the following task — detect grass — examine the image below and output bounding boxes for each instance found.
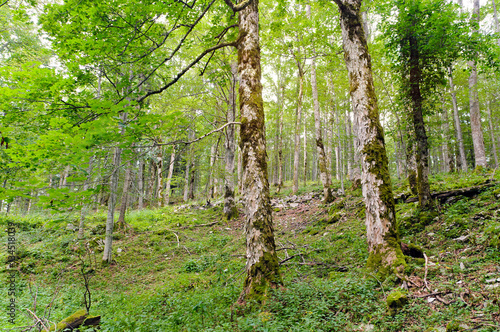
[1,170,500,331]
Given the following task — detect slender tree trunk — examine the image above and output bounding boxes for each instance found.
[307,6,333,201]
[138,150,144,210]
[78,156,94,239]
[441,100,453,173]
[468,0,487,168]
[292,59,304,194]
[448,67,467,171]
[164,146,176,205]
[303,116,307,187]
[234,0,281,303]
[224,61,239,220]
[147,159,156,205]
[103,113,126,263]
[409,30,433,209]
[208,143,218,199]
[334,0,404,276]
[493,0,500,46]
[117,159,133,229]
[346,109,353,178]
[487,101,499,168]
[156,144,164,207]
[276,84,284,193]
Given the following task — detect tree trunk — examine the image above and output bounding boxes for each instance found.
[409,30,433,209]
[137,150,144,210]
[303,115,307,187]
[235,0,281,303]
[292,57,304,194]
[468,0,487,168]
[78,157,94,239]
[448,67,467,171]
[276,84,284,193]
[441,99,453,173]
[224,61,239,220]
[208,142,218,199]
[117,159,132,227]
[164,146,176,206]
[306,7,334,201]
[103,113,126,263]
[156,144,163,207]
[493,0,500,46]
[334,0,404,277]
[487,101,499,168]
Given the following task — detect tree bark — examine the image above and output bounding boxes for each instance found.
[303,114,307,187]
[487,101,499,168]
[223,60,238,220]
[493,0,500,46]
[137,149,144,210]
[448,67,467,171]
[441,99,453,173]
[306,6,334,201]
[156,144,164,207]
[234,0,281,303]
[468,0,487,168]
[117,159,132,227]
[292,53,304,195]
[409,29,433,209]
[333,0,404,276]
[102,113,126,263]
[164,146,176,206]
[276,83,284,193]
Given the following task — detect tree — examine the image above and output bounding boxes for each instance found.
[467,0,487,168]
[223,0,282,303]
[332,0,405,277]
[384,0,465,208]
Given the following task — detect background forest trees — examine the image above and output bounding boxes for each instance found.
[1,0,499,304]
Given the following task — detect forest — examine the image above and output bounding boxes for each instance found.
[1,0,500,330]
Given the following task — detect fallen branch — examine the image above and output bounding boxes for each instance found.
[180,220,220,229]
[404,182,495,204]
[412,291,451,298]
[423,253,430,291]
[279,249,324,265]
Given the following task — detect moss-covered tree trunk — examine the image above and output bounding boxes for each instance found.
[229,0,282,303]
[223,61,239,220]
[408,33,432,209]
[468,0,487,169]
[333,0,405,277]
[306,5,334,202]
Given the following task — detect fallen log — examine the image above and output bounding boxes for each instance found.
[402,182,495,204]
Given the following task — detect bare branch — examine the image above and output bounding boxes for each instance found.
[156,121,241,146]
[137,40,237,103]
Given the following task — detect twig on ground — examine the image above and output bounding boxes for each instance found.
[423,253,430,291]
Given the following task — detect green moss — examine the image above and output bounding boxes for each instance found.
[446,320,464,331]
[242,250,282,304]
[386,290,408,315]
[43,309,87,332]
[366,235,406,280]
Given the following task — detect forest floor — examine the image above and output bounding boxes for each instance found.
[1,170,500,331]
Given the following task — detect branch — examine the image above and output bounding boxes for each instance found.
[137,40,237,103]
[157,121,241,146]
[223,0,253,12]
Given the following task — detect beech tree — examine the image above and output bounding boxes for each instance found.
[223,0,282,303]
[332,0,405,276]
